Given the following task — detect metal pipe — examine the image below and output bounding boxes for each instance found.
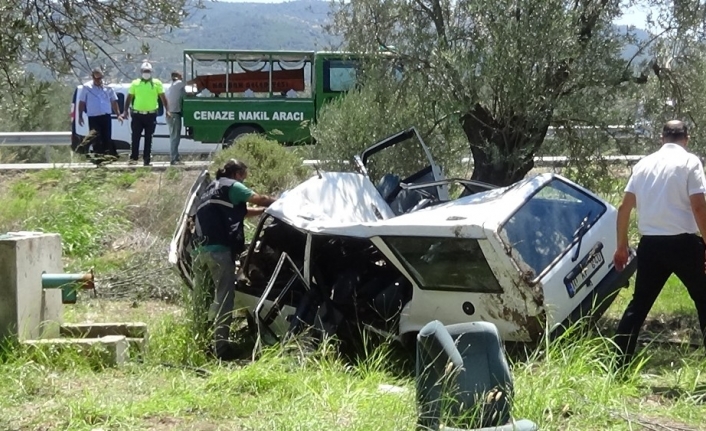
[41,270,95,304]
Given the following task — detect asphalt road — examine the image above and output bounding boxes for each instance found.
[0,161,210,172]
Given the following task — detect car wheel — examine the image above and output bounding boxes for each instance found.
[222,125,260,148]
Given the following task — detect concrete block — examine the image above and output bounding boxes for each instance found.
[22,335,129,366]
[59,322,148,339]
[0,232,64,341]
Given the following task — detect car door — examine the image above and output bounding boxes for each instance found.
[168,169,213,289]
[354,127,449,214]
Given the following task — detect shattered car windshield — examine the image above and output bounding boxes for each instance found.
[382,237,503,292]
[500,178,606,278]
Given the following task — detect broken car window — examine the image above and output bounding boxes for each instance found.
[501,179,606,278]
[382,237,503,293]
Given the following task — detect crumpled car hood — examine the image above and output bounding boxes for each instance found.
[265,171,396,233]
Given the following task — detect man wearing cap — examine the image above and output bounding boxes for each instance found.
[165,70,186,165]
[123,62,169,166]
[78,67,123,161]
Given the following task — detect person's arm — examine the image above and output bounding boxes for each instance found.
[229,183,276,218]
[690,193,706,236]
[159,93,169,117]
[248,193,276,207]
[123,94,133,119]
[614,192,636,271]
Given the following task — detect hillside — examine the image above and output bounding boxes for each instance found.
[90,0,342,81]
[36,0,650,83]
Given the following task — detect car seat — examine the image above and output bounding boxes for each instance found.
[416,320,538,431]
[376,173,401,203]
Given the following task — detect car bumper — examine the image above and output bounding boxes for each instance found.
[551,250,637,339]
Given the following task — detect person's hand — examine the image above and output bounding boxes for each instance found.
[78,116,84,127]
[117,114,124,125]
[166,112,172,119]
[613,245,630,272]
[122,111,129,120]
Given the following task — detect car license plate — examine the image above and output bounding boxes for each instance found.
[564,242,605,298]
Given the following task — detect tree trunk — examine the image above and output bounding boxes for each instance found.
[460,104,551,187]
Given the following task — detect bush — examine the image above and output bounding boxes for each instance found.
[310,65,470,178]
[210,133,311,195]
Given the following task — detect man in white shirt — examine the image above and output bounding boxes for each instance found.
[165,71,186,165]
[613,120,706,365]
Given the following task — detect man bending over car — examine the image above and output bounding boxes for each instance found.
[193,159,277,360]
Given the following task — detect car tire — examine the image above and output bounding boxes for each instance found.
[222,125,260,148]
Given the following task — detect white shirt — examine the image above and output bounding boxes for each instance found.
[626,143,706,235]
[165,80,185,113]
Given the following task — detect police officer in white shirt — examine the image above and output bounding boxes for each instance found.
[614,120,706,365]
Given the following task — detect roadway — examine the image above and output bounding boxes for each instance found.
[0,161,211,171]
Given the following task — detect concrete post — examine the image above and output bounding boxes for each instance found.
[0,232,64,340]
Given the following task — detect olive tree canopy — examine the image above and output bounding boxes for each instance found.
[329,0,704,185]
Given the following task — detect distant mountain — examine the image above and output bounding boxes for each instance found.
[615,25,652,63]
[91,0,344,81]
[33,1,652,83]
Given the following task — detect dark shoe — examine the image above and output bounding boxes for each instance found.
[143,162,152,167]
[170,160,185,166]
[128,159,138,165]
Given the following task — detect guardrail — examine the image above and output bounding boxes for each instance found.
[0,131,646,169]
[0,131,72,147]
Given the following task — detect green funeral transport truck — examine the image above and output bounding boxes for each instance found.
[182,49,361,146]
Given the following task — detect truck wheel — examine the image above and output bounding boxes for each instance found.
[222,126,259,148]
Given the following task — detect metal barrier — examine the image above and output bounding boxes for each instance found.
[0,131,72,146]
[0,131,647,170]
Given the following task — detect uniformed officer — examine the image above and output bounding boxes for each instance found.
[123,62,169,166]
[193,159,276,359]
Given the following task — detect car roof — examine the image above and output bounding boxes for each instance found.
[266,171,557,239]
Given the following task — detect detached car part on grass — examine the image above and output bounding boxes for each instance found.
[169,127,637,350]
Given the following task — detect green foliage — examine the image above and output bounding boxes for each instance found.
[0,171,128,258]
[311,65,470,177]
[211,134,311,195]
[327,0,701,184]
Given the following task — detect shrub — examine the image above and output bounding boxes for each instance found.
[210,133,311,195]
[310,65,470,178]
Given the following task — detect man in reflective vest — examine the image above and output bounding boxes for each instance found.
[123,61,169,166]
[193,159,276,359]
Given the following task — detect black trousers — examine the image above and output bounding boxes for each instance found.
[130,113,157,164]
[88,114,116,156]
[615,234,706,359]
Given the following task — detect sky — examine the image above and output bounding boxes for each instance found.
[219,0,651,29]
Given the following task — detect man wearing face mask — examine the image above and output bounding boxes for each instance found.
[78,67,123,161]
[123,62,169,166]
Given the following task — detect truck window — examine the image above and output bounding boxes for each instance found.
[323,59,357,93]
[501,179,607,278]
[383,237,502,293]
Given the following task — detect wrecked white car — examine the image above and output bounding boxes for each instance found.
[169,128,637,348]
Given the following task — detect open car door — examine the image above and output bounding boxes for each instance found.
[354,127,449,215]
[168,169,212,289]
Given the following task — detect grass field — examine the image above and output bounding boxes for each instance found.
[0,165,705,431]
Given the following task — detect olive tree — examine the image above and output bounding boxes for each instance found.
[0,0,197,130]
[328,0,704,185]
